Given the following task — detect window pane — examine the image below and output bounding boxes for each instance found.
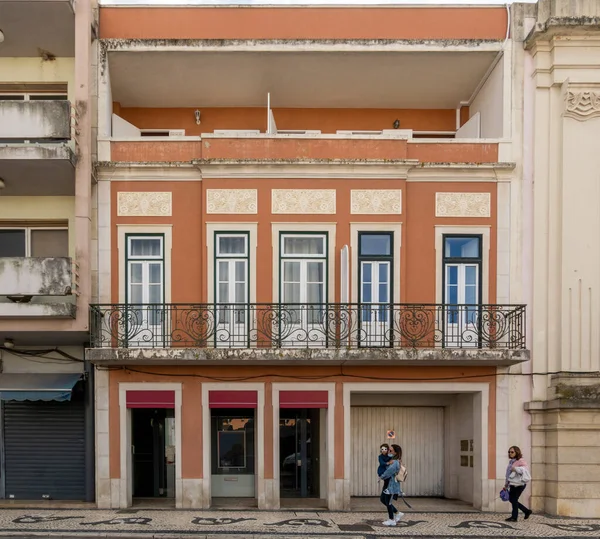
[0,230,26,257]
[283,283,301,303]
[30,229,68,257]
[307,283,324,304]
[130,284,143,303]
[465,285,477,304]
[130,238,162,257]
[283,236,324,255]
[29,94,68,101]
[362,262,372,283]
[360,234,391,256]
[446,265,458,285]
[218,261,229,282]
[149,263,162,284]
[378,263,389,283]
[283,261,301,282]
[218,283,229,303]
[306,262,324,283]
[235,283,246,303]
[378,284,389,303]
[235,261,246,282]
[362,283,372,303]
[447,284,458,304]
[130,263,143,284]
[465,265,477,285]
[0,95,25,100]
[218,236,246,256]
[444,237,480,258]
[149,284,162,303]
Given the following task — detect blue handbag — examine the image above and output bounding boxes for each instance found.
[500,488,509,502]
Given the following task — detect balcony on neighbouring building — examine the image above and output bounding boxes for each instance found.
[0,0,74,58]
[0,257,76,318]
[88,303,528,365]
[0,100,75,196]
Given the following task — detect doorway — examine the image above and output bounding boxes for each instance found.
[279,409,320,498]
[131,408,175,499]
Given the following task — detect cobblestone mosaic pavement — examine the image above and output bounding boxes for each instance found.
[0,508,598,538]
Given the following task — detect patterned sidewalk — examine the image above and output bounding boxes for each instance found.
[0,508,598,538]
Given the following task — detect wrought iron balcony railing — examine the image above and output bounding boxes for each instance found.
[89,303,526,350]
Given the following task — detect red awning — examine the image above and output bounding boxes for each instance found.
[126,390,175,409]
[209,390,257,409]
[280,390,328,408]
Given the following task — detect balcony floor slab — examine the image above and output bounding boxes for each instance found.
[86,346,529,366]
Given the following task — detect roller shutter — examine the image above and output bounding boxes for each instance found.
[3,400,85,500]
[351,406,444,497]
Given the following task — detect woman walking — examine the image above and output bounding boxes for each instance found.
[378,444,404,526]
[504,445,533,522]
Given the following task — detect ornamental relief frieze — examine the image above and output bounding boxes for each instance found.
[271,189,336,214]
[117,192,172,217]
[435,192,491,218]
[565,89,600,121]
[206,189,258,214]
[351,190,402,214]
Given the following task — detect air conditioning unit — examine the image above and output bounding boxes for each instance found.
[213,130,261,136]
[140,129,186,137]
[277,130,322,135]
[336,130,383,136]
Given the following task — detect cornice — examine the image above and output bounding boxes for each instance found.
[525,18,600,50]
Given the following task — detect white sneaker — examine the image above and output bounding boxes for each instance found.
[382,519,397,526]
[395,512,405,521]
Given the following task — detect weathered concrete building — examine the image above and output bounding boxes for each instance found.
[88,0,531,512]
[0,0,95,500]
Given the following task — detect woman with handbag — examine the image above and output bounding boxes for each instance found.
[378,444,404,526]
[504,445,533,522]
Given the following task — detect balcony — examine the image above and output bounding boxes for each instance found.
[0,0,74,58]
[88,303,528,365]
[0,100,75,196]
[0,257,76,318]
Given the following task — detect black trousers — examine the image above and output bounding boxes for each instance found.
[509,484,528,519]
[379,478,398,520]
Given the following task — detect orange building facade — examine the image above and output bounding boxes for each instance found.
[89,2,529,512]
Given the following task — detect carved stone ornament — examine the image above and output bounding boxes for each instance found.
[272,189,336,214]
[117,192,172,217]
[206,189,257,214]
[435,192,491,218]
[351,190,402,214]
[565,90,600,121]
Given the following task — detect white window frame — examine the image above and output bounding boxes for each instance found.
[0,226,68,257]
[0,93,68,100]
[126,235,165,305]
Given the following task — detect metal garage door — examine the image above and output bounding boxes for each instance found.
[3,400,85,500]
[351,406,444,497]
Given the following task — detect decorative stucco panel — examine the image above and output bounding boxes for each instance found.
[117,192,172,217]
[565,90,600,121]
[351,190,402,214]
[206,189,258,214]
[435,192,491,218]
[272,189,336,214]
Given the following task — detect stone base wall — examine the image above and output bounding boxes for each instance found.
[527,376,600,517]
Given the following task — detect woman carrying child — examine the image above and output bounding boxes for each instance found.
[378,444,404,526]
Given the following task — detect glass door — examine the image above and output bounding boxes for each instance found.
[360,261,391,346]
[127,236,165,347]
[280,234,327,347]
[215,234,249,347]
[279,409,320,498]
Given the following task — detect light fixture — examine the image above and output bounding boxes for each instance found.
[194,110,201,125]
[0,29,4,44]
[393,119,400,129]
[0,177,5,189]
[3,338,15,349]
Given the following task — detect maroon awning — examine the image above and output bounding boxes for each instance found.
[209,390,257,409]
[126,390,175,408]
[280,390,328,408]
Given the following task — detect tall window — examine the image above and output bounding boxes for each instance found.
[126,235,164,346]
[0,227,68,257]
[215,233,249,347]
[443,235,482,345]
[358,232,393,346]
[280,233,327,343]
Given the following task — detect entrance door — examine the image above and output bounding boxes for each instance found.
[131,408,175,498]
[279,409,320,498]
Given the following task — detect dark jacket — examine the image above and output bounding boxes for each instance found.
[378,453,392,476]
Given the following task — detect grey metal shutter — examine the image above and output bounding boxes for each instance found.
[351,406,444,497]
[3,400,85,500]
